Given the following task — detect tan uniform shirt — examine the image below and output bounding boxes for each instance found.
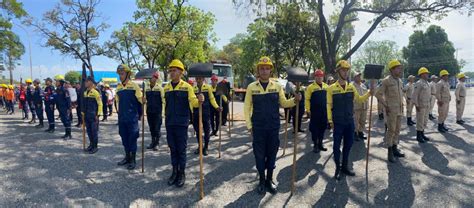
[403,82,415,103]
[353,81,368,110]
[375,75,404,116]
[429,81,437,97]
[412,79,431,108]
[436,79,451,102]
[455,82,466,101]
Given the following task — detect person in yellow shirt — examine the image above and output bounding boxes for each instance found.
[163,59,203,188]
[192,76,221,156]
[144,72,165,151]
[115,64,143,170]
[327,60,371,179]
[305,69,329,153]
[83,76,102,154]
[244,56,300,194]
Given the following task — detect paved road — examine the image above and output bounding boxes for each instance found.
[0,90,473,207]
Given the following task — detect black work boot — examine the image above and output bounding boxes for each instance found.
[341,161,356,176]
[319,138,327,151]
[421,131,430,141]
[61,129,71,140]
[265,169,277,194]
[35,121,44,128]
[388,147,396,163]
[379,113,384,120]
[354,132,361,141]
[203,142,209,156]
[392,145,405,157]
[438,124,446,133]
[89,144,98,154]
[127,152,136,170]
[29,117,36,124]
[407,117,415,126]
[175,168,185,187]
[117,152,130,166]
[417,131,425,143]
[359,132,367,140]
[146,137,156,150]
[257,171,266,194]
[86,144,93,152]
[313,141,320,153]
[442,123,449,132]
[334,163,341,180]
[168,166,178,186]
[429,114,436,120]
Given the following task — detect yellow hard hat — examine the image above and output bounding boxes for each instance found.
[417,67,430,76]
[1,84,6,88]
[336,60,350,70]
[457,73,466,79]
[388,60,402,70]
[439,69,449,77]
[256,56,274,69]
[105,84,110,88]
[116,64,131,73]
[54,75,65,81]
[25,79,32,83]
[9,85,14,89]
[168,59,185,71]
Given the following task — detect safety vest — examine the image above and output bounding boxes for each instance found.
[145,82,164,115]
[83,88,102,119]
[244,80,295,130]
[305,82,328,126]
[116,81,143,122]
[193,83,218,116]
[327,81,369,124]
[164,80,198,127]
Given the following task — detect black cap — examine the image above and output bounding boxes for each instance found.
[44,77,53,82]
[86,76,96,85]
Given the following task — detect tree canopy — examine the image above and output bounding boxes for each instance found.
[403,25,460,77]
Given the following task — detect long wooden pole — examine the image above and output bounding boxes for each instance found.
[198,101,204,199]
[231,89,234,127]
[365,81,375,173]
[141,82,145,173]
[218,96,223,158]
[291,83,301,194]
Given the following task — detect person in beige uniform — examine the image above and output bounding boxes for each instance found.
[412,67,432,143]
[455,73,467,125]
[436,69,451,133]
[428,75,439,120]
[375,60,405,163]
[353,71,368,141]
[403,75,416,126]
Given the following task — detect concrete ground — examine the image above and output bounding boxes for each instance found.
[0,90,473,207]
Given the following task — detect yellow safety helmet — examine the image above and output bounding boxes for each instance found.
[256,56,274,69]
[457,73,466,79]
[388,59,402,70]
[54,75,65,81]
[25,78,32,83]
[105,84,110,88]
[417,67,430,76]
[116,64,131,73]
[439,69,449,77]
[9,85,14,89]
[336,60,350,70]
[168,59,185,71]
[1,84,6,88]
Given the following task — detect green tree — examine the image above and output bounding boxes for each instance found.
[27,0,109,77]
[128,0,216,75]
[353,40,402,76]
[105,26,143,71]
[233,0,471,74]
[64,70,81,84]
[403,25,460,77]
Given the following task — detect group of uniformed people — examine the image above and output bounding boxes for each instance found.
[1,55,469,196]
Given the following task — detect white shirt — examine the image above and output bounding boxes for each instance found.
[68,87,77,102]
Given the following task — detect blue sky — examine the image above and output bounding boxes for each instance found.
[3,0,473,80]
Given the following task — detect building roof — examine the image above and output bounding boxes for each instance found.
[77,70,119,83]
